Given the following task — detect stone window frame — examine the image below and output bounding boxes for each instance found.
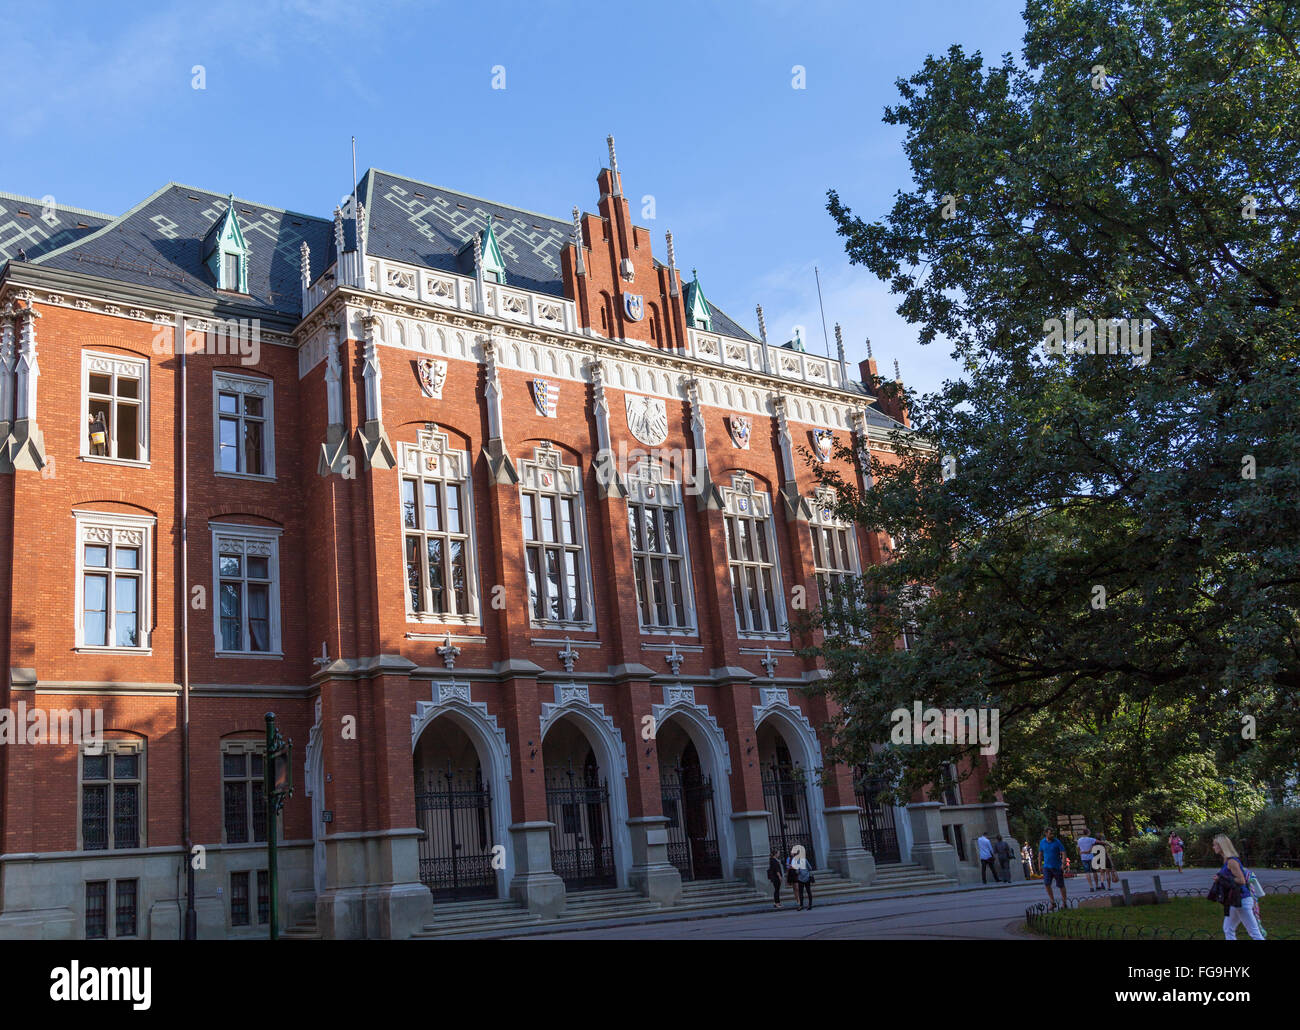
[625,458,697,635]
[78,736,146,852]
[809,486,862,603]
[518,442,596,631]
[721,473,788,640]
[73,509,155,653]
[397,425,481,625]
[210,522,284,658]
[212,370,275,481]
[221,739,268,845]
[80,349,149,466]
[84,878,139,939]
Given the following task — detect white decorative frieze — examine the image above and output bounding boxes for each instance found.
[650,684,732,775]
[539,681,628,778]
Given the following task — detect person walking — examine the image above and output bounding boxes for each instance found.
[1095,835,1118,887]
[1076,826,1099,891]
[993,835,1013,883]
[1212,834,1264,940]
[767,849,785,909]
[795,858,814,910]
[977,831,1000,883]
[1021,841,1035,880]
[1038,826,1068,909]
[1169,832,1184,874]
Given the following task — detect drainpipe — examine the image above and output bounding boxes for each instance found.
[178,310,196,939]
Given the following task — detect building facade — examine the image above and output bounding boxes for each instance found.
[0,143,1010,939]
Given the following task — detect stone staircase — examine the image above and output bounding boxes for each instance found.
[410,862,955,938]
[279,914,323,940]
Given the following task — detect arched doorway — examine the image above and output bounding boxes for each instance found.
[412,717,499,900]
[657,722,723,881]
[756,719,825,870]
[541,714,622,889]
[854,766,902,864]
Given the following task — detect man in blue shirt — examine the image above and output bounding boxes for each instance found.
[1038,827,1068,909]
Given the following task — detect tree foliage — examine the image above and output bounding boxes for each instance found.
[808,0,1299,821]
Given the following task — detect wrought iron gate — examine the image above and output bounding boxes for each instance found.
[854,774,901,864]
[546,763,616,889]
[415,765,497,900]
[660,764,723,881]
[762,763,816,870]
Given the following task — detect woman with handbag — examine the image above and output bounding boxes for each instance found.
[1211,834,1264,940]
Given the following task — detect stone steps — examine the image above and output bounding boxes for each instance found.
[410,863,957,938]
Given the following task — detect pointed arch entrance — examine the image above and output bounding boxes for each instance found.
[656,719,726,881]
[755,710,830,872]
[540,708,630,890]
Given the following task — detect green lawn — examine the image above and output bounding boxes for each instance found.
[1029,894,1300,939]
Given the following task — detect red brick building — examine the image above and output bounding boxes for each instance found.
[0,143,1012,939]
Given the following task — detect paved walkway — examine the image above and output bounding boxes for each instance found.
[514,867,1300,940]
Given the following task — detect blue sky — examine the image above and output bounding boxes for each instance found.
[1,0,1028,398]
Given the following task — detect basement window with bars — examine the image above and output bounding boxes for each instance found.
[82,351,148,462]
[398,426,479,623]
[81,741,144,851]
[230,870,270,927]
[519,443,593,628]
[85,879,138,939]
[721,474,786,638]
[222,742,267,844]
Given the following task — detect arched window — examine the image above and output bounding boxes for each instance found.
[519,443,593,627]
[626,460,695,632]
[398,425,479,622]
[721,474,786,637]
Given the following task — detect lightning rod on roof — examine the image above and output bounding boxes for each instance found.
[814,266,832,360]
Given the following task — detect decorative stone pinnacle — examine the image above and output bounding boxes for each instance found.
[866,337,873,359]
[665,644,685,676]
[665,230,676,267]
[437,632,462,670]
[312,641,331,669]
[760,648,779,678]
[558,637,579,674]
[894,359,901,381]
[607,134,618,173]
[756,304,768,344]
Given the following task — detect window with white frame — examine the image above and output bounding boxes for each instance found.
[810,488,861,603]
[214,372,274,478]
[222,741,268,844]
[722,474,786,636]
[398,426,479,622]
[519,443,593,627]
[626,461,695,631]
[212,524,282,655]
[82,351,148,462]
[81,739,144,850]
[74,511,153,651]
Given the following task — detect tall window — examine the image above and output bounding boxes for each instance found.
[810,489,860,602]
[82,351,148,462]
[398,426,478,622]
[81,740,143,850]
[519,443,593,627]
[722,475,786,636]
[222,742,267,844]
[75,511,153,651]
[214,372,274,478]
[626,462,694,631]
[212,524,282,655]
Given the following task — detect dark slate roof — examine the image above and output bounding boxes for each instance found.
[0,193,112,262]
[360,169,572,298]
[33,184,333,319]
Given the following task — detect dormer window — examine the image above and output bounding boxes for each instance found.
[480,217,507,285]
[685,269,713,332]
[204,195,249,293]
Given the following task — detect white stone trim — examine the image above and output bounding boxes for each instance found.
[72,510,155,651]
[538,681,628,778]
[651,684,731,775]
[209,522,283,658]
[211,370,275,479]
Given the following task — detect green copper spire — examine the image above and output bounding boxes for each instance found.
[684,268,713,331]
[480,214,507,285]
[203,194,249,293]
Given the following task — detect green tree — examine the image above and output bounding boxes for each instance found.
[808,0,1300,818]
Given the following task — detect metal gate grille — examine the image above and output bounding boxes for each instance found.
[762,764,816,869]
[661,764,722,881]
[854,774,901,864]
[546,764,616,889]
[415,765,497,900]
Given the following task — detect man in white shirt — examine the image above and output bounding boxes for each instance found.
[1076,828,1099,891]
[977,831,999,883]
